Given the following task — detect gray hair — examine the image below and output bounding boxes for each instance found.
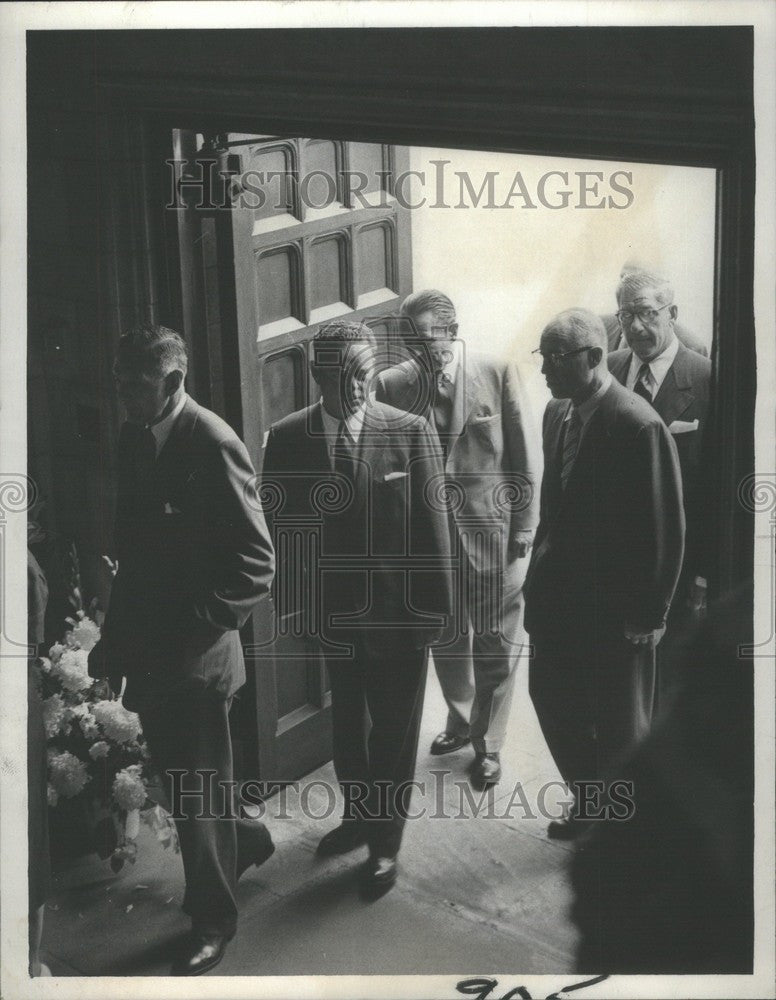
[616,267,675,307]
[314,320,376,349]
[116,323,188,377]
[542,308,608,352]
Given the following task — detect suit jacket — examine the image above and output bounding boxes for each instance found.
[375,349,540,576]
[261,399,452,656]
[102,396,275,712]
[608,343,711,583]
[524,379,685,641]
[602,314,709,358]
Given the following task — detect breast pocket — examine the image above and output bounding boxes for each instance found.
[468,413,503,455]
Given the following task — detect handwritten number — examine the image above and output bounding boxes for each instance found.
[456,979,499,999]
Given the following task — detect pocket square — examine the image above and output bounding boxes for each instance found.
[384,471,409,482]
[163,502,182,514]
[669,418,699,435]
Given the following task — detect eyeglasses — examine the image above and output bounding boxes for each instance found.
[415,325,455,341]
[531,345,596,367]
[615,304,671,326]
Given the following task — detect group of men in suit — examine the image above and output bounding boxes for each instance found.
[85,261,710,973]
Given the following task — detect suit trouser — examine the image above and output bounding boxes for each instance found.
[326,637,428,859]
[528,630,655,804]
[139,687,269,936]
[433,565,524,753]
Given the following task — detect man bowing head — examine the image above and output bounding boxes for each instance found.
[89,324,275,975]
[524,309,684,839]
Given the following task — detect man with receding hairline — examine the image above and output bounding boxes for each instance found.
[88,324,275,975]
[524,308,684,839]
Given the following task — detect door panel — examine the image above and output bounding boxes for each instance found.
[176,129,412,781]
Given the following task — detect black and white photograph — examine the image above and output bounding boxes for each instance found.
[1,3,774,999]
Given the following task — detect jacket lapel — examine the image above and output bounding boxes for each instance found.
[652,345,696,425]
[447,355,483,448]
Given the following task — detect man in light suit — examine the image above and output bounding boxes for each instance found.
[262,321,451,896]
[524,309,684,839]
[88,325,275,975]
[608,267,712,704]
[376,290,540,789]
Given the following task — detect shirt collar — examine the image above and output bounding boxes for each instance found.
[148,392,187,456]
[627,334,680,391]
[320,399,366,446]
[568,372,613,427]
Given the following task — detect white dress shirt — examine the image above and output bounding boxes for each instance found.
[320,400,366,471]
[625,335,680,399]
[148,392,188,457]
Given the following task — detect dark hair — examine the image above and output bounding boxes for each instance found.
[313,320,376,349]
[116,323,188,377]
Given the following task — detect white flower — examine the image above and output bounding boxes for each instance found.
[92,700,142,744]
[48,642,65,664]
[88,740,110,760]
[49,751,90,798]
[112,764,147,811]
[39,657,52,674]
[70,703,100,739]
[51,648,93,694]
[68,616,101,652]
[47,784,59,807]
[41,694,68,738]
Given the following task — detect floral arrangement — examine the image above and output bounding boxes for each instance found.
[36,610,179,871]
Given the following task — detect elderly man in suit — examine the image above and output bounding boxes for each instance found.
[262,320,451,896]
[607,267,712,704]
[375,290,540,789]
[88,325,275,975]
[601,261,709,357]
[524,308,684,839]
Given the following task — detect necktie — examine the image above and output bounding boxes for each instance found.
[433,373,454,435]
[135,426,158,511]
[633,362,654,404]
[561,409,582,489]
[333,422,355,483]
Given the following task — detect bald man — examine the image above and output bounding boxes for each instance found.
[524,309,685,839]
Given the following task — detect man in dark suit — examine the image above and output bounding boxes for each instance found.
[375,291,540,790]
[262,320,451,896]
[608,267,712,705]
[524,308,684,839]
[88,324,275,975]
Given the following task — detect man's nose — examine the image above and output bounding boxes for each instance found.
[540,356,551,375]
[629,314,645,333]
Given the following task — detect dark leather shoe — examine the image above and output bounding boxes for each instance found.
[171,929,235,976]
[237,822,275,881]
[316,821,369,857]
[359,855,398,899]
[430,731,471,755]
[470,751,501,789]
[547,817,586,841]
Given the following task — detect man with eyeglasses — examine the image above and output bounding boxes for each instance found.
[601,260,709,356]
[608,268,712,706]
[376,290,540,791]
[524,308,684,839]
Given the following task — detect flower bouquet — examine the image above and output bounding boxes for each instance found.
[36,611,179,871]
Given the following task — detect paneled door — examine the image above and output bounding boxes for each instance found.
[174,130,412,781]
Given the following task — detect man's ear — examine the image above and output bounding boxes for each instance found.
[448,321,459,340]
[588,346,604,368]
[164,369,184,395]
[669,304,679,323]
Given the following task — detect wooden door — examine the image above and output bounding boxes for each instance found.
[175,130,412,781]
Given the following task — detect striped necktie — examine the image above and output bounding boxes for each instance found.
[333,421,355,482]
[561,408,582,489]
[633,362,654,404]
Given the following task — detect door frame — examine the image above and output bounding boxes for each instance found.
[87,26,755,776]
